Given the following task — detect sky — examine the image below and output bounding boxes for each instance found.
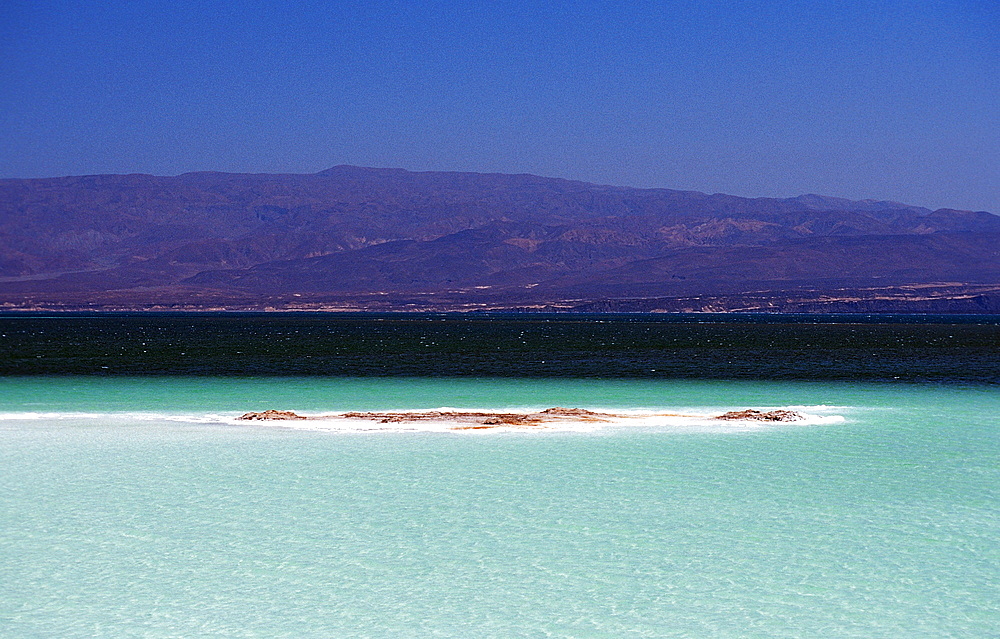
[1,0,997,212]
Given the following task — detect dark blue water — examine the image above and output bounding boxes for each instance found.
[1,312,998,382]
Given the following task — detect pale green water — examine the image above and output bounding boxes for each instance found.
[1,377,998,637]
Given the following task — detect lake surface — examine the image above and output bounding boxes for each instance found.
[1,314,998,637]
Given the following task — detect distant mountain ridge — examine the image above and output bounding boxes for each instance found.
[1,166,998,312]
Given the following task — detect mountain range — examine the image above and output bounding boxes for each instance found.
[1,166,998,312]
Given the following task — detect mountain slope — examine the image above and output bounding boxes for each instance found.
[1,166,998,311]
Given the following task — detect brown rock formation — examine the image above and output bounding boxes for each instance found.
[238,409,308,420]
[236,406,807,428]
[236,407,616,427]
[714,409,804,421]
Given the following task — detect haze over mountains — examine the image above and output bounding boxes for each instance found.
[1,166,998,312]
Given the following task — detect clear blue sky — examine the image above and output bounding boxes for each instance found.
[2,0,997,211]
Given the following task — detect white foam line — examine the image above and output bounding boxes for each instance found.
[0,411,235,424]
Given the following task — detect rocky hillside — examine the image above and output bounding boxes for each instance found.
[1,166,998,311]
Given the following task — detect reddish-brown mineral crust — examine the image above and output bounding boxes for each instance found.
[238,407,600,427]
[238,409,308,420]
[482,414,540,425]
[237,407,806,427]
[539,407,612,420]
[714,409,804,422]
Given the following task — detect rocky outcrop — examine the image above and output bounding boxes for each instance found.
[237,406,808,427]
[238,409,307,420]
[340,408,616,426]
[539,407,606,418]
[714,409,804,421]
[237,406,618,427]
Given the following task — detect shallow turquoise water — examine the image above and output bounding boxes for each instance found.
[1,377,998,637]
[0,375,982,414]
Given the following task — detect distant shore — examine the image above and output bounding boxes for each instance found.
[2,280,1000,315]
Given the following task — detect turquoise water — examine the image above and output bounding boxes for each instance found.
[0,375,933,414]
[2,377,998,637]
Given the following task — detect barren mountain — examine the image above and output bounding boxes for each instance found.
[1,166,998,312]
